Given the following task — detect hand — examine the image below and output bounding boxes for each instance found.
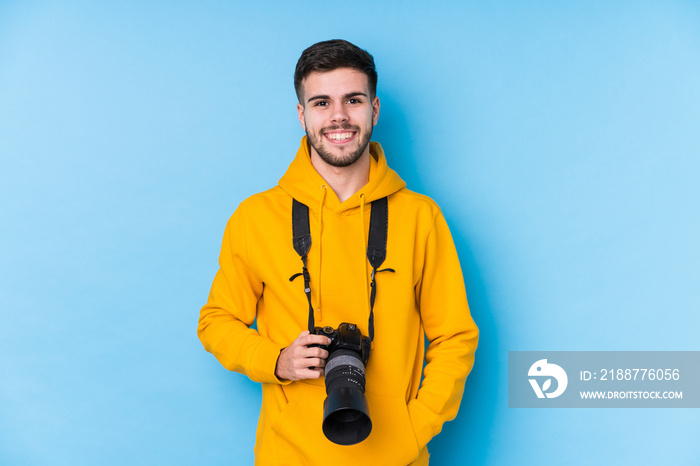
[275,330,331,381]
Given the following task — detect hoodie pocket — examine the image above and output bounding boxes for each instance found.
[364,393,421,462]
[270,382,327,464]
[270,383,421,465]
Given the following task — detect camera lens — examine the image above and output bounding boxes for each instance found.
[321,349,372,445]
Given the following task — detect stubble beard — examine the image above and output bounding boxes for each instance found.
[306,123,373,168]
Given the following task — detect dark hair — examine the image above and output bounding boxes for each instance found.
[294,39,378,103]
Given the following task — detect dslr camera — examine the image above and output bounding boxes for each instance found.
[312,322,371,445]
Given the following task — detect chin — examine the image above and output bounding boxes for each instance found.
[319,145,364,167]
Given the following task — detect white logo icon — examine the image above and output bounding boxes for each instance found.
[528,359,568,398]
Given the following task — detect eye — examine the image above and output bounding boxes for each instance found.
[314,100,329,107]
[347,98,362,104]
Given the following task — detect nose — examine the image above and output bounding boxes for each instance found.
[330,103,349,124]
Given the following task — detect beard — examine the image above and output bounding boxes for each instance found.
[306,122,373,168]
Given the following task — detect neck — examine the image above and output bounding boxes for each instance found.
[310,152,370,203]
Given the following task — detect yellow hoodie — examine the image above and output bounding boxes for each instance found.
[198,137,478,465]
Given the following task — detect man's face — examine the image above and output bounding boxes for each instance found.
[297,68,380,168]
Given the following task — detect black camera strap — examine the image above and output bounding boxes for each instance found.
[289,196,394,342]
[291,199,314,334]
[365,196,393,342]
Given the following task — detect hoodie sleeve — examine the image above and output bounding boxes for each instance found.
[408,209,479,449]
[197,208,288,384]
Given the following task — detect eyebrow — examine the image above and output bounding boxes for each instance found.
[307,92,368,104]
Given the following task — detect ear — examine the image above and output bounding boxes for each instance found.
[371,96,380,126]
[297,102,306,131]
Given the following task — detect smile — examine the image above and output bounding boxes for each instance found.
[324,131,356,143]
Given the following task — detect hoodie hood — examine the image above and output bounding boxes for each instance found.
[278,136,406,213]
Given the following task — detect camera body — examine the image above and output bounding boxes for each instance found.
[311,322,372,445]
[312,322,370,366]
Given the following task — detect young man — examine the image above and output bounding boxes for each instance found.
[198,39,478,465]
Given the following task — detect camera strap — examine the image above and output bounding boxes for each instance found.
[289,196,394,342]
[291,199,314,334]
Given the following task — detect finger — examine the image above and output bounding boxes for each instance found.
[296,345,327,358]
[294,330,310,343]
[297,368,323,379]
[304,347,328,359]
[294,356,325,370]
[302,358,325,369]
[303,334,332,346]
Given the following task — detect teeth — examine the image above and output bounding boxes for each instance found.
[326,132,353,140]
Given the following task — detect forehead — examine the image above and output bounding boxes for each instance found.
[301,68,370,99]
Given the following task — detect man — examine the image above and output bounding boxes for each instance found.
[198,39,478,465]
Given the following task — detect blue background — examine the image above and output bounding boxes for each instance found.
[1,1,699,464]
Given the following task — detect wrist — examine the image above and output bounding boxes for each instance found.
[275,347,289,381]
